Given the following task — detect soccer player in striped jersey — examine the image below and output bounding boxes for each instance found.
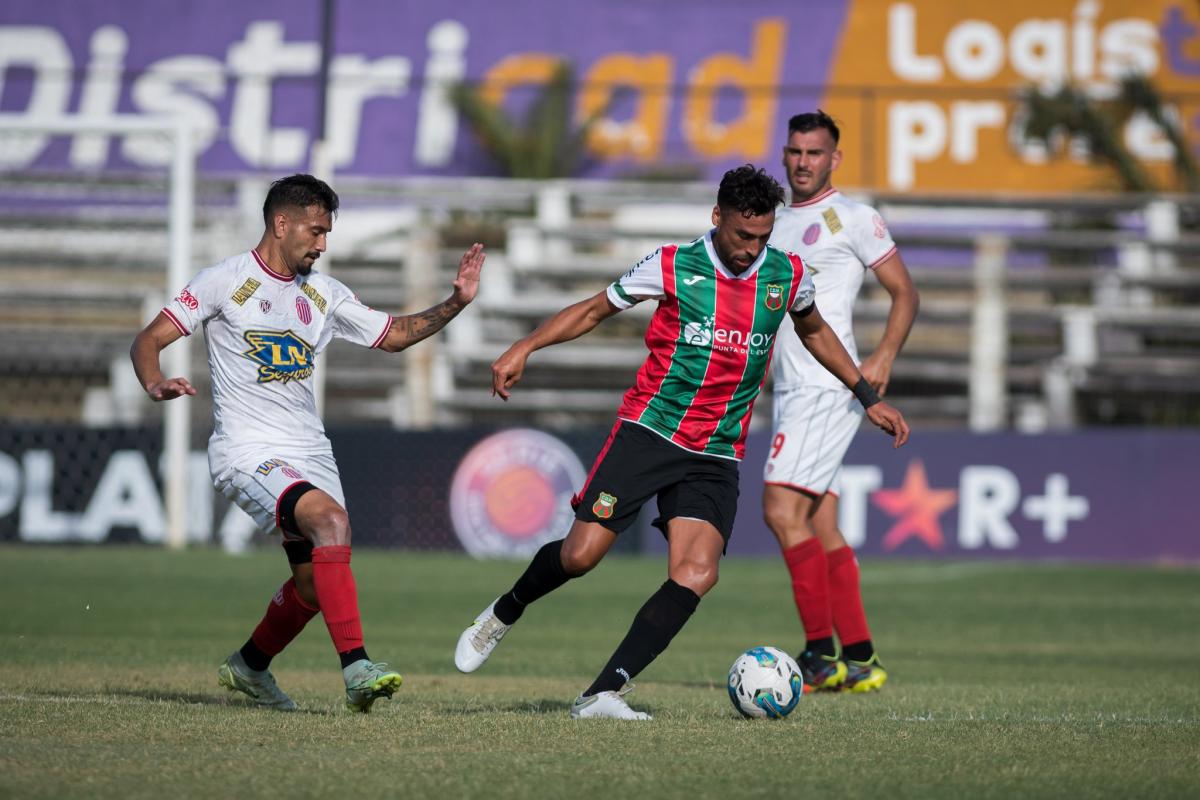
[455,165,909,720]
[131,174,486,712]
[763,111,919,693]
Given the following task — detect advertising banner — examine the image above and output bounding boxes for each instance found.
[0,424,1195,563]
[2,1,1195,190]
[700,429,1199,562]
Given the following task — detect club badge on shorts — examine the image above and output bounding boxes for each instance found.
[592,492,617,519]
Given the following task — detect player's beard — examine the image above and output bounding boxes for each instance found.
[791,168,829,202]
[297,253,319,276]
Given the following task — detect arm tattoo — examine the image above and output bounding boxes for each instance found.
[388,300,463,349]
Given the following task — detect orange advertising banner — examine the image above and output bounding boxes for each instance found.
[822,0,1200,192]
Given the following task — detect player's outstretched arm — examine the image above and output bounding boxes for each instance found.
[130,313,197,401]
[492,290,620,400]
[377,243,486,353]
[859,252,919,397]
[791,304,910,447]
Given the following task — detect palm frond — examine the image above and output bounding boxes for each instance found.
[450,62,607,179]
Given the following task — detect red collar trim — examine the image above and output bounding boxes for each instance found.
[790,187,838,208]
[251,249,295,283]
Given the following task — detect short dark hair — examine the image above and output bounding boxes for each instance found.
[262,174,339,228]
[787,109,840,144]
[716,165,785,216]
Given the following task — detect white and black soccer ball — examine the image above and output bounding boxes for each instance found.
[727,646,804,719]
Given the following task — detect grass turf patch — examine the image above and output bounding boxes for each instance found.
[1,545,1197,799]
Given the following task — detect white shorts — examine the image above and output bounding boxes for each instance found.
[763,384,863,497]
[214,451,346,540]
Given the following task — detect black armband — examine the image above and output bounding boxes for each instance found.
[852,377,881,409]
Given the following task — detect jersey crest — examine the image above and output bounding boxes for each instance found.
[765,283,784,311]
[242,330,315,384]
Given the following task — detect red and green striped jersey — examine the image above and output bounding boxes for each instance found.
[606,230,815,460]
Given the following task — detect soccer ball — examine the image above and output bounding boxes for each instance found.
[727,646,803,719]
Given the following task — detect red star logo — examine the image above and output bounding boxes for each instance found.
[871,460,958,551]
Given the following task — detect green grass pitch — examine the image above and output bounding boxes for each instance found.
[1,545,1197,799]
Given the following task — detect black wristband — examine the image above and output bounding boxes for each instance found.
[852,377,881,409]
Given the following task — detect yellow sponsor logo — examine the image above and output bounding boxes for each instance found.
[301,282,327,314]
[242,329,315,384]
[822,207,842,234]
[231,277,261,306]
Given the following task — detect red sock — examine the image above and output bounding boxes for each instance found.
[311,545,364,653]
[782,538,833,641]
[250,578,320,656]
[827,545,872,647]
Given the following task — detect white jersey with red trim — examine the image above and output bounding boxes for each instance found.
[162,250,391,473]
[769,188,898,390]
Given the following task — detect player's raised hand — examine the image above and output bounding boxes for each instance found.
[146,377,196,402]
[865,401,909,448]
[491,345,530,401]
[451,243,485,307]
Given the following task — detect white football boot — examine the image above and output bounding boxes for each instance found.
[454,598,512,673]
[570,683,652,721]
[217,651,297,711]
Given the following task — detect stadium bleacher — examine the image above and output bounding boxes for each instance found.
[1,173,1197,431]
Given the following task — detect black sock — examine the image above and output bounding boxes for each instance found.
[842,640,874,663]
[239,638,272,672]
[494,539,572,625]
[583,579,700,697]
[805,637,837,659]
[338,646,369,669]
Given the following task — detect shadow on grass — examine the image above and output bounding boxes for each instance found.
[439,697,574,716]
[29,687,334,716]
[658,681,723,691]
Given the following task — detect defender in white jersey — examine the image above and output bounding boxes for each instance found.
[131,174,486,712]
[762,112,919,693]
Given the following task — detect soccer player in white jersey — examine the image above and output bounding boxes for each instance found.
[130,174,485,712]
[454,165,909,720]
[763,111,919,693]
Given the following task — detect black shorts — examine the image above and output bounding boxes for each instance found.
[572,420,740,544]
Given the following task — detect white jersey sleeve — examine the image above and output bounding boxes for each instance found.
[789,259,817,313]
[849,204,898,270]
[607,248,665,309]
[162,264,233,335]
[326,278,392,349]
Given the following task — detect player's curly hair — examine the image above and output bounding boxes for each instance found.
[716,165,786,216]
[788,109,840,144]
[262,174,340,227]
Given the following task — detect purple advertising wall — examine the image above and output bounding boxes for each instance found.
[644,429,1200,562]
[0,0,845,178]
[1,424,1196,563]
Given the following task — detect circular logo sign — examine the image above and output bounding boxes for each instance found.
[449,429,586,558]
